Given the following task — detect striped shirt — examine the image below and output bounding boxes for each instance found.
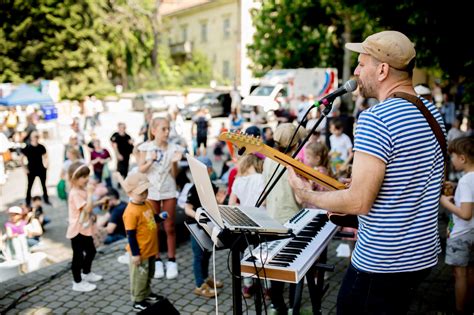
[352,96,445,273]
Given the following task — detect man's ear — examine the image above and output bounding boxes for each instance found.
[377,63,390,81]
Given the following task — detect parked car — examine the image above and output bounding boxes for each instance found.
[181,92,231,120]
[132,92,167,112]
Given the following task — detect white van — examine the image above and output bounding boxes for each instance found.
[241,68,338,119]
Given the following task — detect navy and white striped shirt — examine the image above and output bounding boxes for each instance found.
[352,96,445,273]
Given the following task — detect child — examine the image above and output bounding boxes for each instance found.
[31,195,50,228]
[66,162,104,292]
[229,153,265,208]
[137,116,182,280]
[303,141,332,191]
[184,156,225,298]
[440,136,474,314]
[328,118,353,176]
[4,206,30,270]
[121,172,164,311]
[228,153,265,298]
[263,126,275,148]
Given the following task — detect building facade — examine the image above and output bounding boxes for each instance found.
[161,0,256,96]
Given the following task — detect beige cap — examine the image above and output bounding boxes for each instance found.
[274,123,307,149]
[345,31,416,70]
[123,173,151,195]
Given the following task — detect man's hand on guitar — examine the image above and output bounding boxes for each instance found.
[287,166,312,203]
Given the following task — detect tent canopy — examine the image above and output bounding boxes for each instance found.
[0,84,53,106]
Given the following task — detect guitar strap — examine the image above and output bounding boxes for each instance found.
[390,92,447,164]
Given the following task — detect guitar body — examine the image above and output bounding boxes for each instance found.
[218,132,358,228]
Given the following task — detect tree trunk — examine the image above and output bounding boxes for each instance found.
[341,15,353,113]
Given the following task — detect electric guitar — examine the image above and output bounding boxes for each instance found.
[218,131,358,228]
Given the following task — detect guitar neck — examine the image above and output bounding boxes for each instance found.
[260,146,346,191]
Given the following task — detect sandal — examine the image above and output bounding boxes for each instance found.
[206,278,224,289]
[193,283,217,298]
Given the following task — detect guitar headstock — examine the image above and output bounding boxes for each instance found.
[218,132,264,153]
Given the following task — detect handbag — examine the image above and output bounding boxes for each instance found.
[56,179,67,200]
[102,163,110,180]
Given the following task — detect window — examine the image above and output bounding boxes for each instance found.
[200,22,208,43]
[181,25,188,42]
[223,60,230,79]
[223,17,230,39]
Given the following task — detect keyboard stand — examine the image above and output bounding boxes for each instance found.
[188,209,293,315]
[291,247,334,315]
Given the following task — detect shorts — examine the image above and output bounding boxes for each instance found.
[196,136,207,148]
[445,230,474,267]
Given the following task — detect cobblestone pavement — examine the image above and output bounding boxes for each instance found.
[0,111,456,314]
[0,217,455,315]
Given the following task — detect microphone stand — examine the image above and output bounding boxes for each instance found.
[255,100,334,208]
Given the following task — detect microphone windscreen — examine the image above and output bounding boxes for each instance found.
[344,79,358,92]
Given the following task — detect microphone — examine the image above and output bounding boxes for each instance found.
[313,79,358,107]
[155,211,168,223]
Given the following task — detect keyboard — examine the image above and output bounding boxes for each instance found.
[240,208,337,283]
[219,206,259,227]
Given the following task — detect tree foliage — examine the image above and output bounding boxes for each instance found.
[249,0,473,102]
[0,0,213,100]
[0,0,113,99]
[247,0,371,77]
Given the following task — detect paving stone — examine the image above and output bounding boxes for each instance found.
[100,306,117,313]
[183,304,198,312]
[42,294,59,303]
[94,300,110,308]
[174,298,189,306]
[116,305,133,313]
[63,301,79,308]
[52,307,69,314]
[45,301,63,309]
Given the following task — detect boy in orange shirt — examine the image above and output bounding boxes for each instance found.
[122,172,164,311]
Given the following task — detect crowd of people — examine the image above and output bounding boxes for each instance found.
[1,30,473,314]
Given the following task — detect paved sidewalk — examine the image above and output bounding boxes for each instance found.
[0,217,455,314]
[0,113,457,314]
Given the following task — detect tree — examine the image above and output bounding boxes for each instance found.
[248,0,372,111]
[248,1,339,77]
[348,0,474,102]
[0,0,113,99]
[249,0,474,104]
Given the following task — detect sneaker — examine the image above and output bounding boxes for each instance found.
[133,300,150,311]
[146,293,164,303]
[165,261,178,279]
[72,280,96,292]
[82,272,103,282]
[117,252,130,264]
[154,260,164,279]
